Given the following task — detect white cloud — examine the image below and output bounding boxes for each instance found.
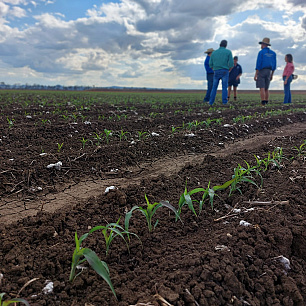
[0,0,305,89]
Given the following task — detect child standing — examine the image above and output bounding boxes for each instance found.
[283,54,294,104]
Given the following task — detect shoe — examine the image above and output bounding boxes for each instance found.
[234,97,237,101]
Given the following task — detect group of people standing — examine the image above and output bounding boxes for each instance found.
[203,37,295,106]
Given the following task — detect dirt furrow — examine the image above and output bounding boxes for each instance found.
[1,122,305,224]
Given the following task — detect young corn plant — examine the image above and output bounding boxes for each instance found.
[117,129,129,141]
[0,293,29,306]
[125,194,180,233]
[93,132,103,146]
[203,178,240,210]
[87,218,138,255]
[292,141,306,159]
[6,117,15,128]
[229,163,259,196]
[186,121,195,131]
[104,129,113,144]
[193,120,202,130]
[171,126,180,134]
[80,137,89,149]
[57,142,64,153]
[182,178,240,214]
[203,118,214,128]
[261,151,281,171]
[272,147,284,166]
[69,231,117,299]
[137,131,149,141]
[176,184,202,220]
[214,118,223,125]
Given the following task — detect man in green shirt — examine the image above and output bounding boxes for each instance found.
[209,40,234,106]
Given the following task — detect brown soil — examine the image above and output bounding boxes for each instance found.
[0,91,305,306]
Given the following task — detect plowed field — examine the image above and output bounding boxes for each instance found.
[0,90,305,305]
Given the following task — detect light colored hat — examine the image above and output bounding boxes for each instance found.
[204,48,214,54]
[259,37,271,46]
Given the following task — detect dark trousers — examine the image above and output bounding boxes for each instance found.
[204,73,214,101]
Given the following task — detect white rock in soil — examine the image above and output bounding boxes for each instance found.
[215,245,230,251]
[46,161,62,170]
[185,133,195,137]
[274,255,291,270]
[151,132,160,136]
[239,220,251,227]
[42,281,53,294]
[105,186,116,194]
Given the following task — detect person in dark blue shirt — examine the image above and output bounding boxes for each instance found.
[254,37,277,105]
[228,56,242,101]
[203,48,214,102]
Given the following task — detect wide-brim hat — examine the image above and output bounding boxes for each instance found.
[259,37,271,46]
[204,48,214,54]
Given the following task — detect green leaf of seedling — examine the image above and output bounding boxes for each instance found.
[82,248,117,299]
[159,200,182,223]
[184,193,197,217]
[124,206,140,235]
[213,177,237,191]
[154,219,159,230]
[1,292,30,306]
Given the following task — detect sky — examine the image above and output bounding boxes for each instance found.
[0,0,305,90]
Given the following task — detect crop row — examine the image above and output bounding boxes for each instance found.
[68,143,305,300]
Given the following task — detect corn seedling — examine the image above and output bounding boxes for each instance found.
[69,231,117,299]
[203,118,214,128]
[117,129,129,141]
[93,132,103,146]
[215,118,223,125]
[0,293,30,306]
[229,163,258,196]
[261,151,281,171]
[206,176,244,209]
[272,147,284,165]
[87,218,138,255]
[193,120,202,130]
[6,117,14,128]
[137,131,149,141]
[57,142,64,153]
[80,137,89,149]
[254,155,264,168]
[292,141,306,158]
[176,184,202,219]
[171,126,180,134]
[125,194,180,232]
[104,129,112,144]
[186,121,194,131]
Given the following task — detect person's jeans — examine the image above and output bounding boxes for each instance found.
[283,75,292,104]
[209,69,229,105]
[204,73,214,102]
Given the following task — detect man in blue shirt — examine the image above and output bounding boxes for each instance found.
[203,48,214,102]
[209,40,234,106]
[254,37,277,105]
[228,56,242,101]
